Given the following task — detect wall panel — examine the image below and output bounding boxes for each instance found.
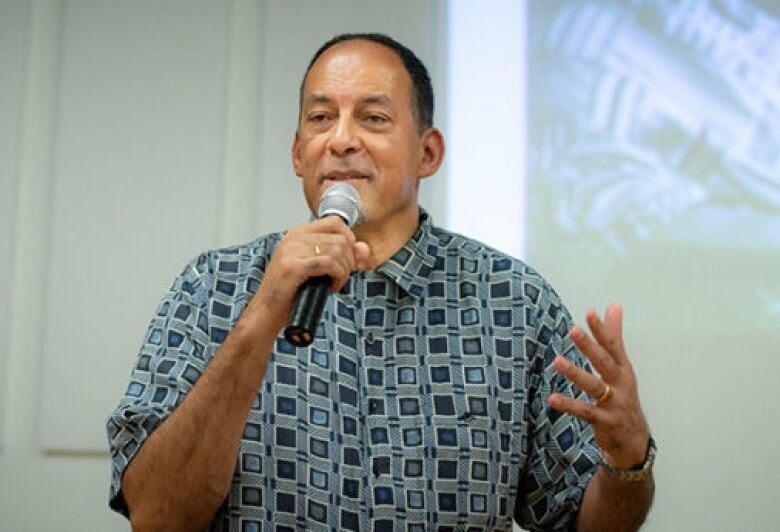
[217,0,265,245]
[38,0,230,452]
[0,0,30,451]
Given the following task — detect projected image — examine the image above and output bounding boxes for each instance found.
[526,0,780,332]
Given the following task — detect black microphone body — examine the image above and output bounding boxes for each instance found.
[284,274,331,346]
[284,184,362,347]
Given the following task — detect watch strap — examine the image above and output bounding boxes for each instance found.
[601,436,656,482]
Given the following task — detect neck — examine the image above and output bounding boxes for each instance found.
[354,206,420,269]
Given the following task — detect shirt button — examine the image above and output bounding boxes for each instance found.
[366,332,375,343]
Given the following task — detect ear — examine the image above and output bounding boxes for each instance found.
[417,127,445,179]
[291,131,303,177]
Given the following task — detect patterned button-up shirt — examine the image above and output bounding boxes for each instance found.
[107,211,601,531]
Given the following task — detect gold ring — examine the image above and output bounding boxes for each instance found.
[314,243,321,256]
[595,384,611,405]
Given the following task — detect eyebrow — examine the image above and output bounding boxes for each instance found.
[303,94,332,108]
[303,93,394,108]
[361,94,393,107]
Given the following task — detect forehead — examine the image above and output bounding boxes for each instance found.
[302,40,412,104]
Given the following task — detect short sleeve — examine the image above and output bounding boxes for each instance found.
[105,253,214,517]
[514,282,602,531]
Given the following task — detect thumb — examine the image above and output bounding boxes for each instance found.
[353,242,371,270]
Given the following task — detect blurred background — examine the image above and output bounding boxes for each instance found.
[1,0,778,530]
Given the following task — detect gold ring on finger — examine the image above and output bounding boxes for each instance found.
[314,243,321,256]
[595,383,611,405]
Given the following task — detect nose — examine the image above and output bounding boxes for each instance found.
[327,117,361,156]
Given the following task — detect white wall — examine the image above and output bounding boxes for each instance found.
[0,1,443,530]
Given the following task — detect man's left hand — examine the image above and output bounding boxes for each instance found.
[549,303,650,469]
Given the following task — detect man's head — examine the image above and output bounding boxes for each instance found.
[292,35,444,250]
[299,33,434,133]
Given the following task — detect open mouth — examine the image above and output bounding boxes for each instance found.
[322,171,370,184]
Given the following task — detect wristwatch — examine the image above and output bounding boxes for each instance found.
[601,437,656,482]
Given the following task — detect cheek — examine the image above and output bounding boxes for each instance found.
[297,142,316,169]
[297,135,328,163]
[302,178,320,205]
[371,177,416,211]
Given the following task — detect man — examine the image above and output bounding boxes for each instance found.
[107,33,654,531]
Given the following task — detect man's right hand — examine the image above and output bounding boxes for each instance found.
[246,215,371,337]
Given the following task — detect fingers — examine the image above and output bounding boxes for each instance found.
[308,234,356,271]
[548,393,604,424]
[603,303,628,363]
[549,305,625,418]
[300,238,355,290]
[310,214,356,241]
[569,325,620,383]
[283,217,367,290]
[553,355,607,401]
[585,304,628,366]
[549,351,618,430]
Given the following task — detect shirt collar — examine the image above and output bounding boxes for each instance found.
[373,208,440,300]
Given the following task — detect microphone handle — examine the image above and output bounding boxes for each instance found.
[284,274,331,347]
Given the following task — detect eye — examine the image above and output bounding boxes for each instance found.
[363,113,390,125]
[307,112,331,123]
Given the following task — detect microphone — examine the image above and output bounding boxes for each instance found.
[284,183,363,347]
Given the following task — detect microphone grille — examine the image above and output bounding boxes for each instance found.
[318,183,364,228]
